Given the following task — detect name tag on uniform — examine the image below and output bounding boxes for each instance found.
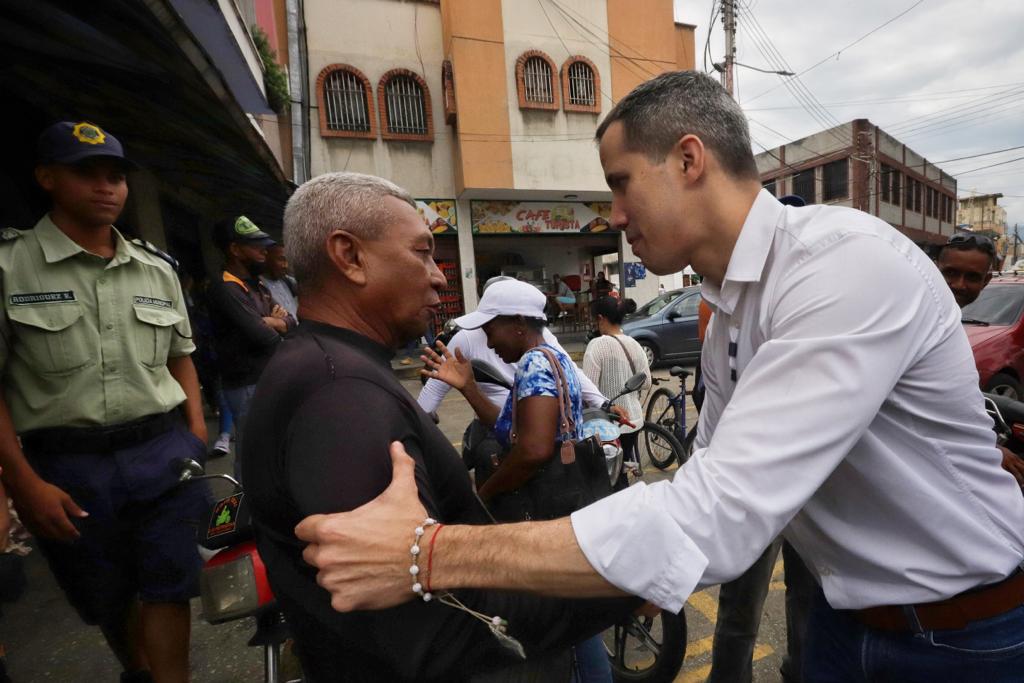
[133,296,172,309]
[9,291,75,305]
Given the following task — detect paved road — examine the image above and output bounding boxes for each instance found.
[1,369,790,682]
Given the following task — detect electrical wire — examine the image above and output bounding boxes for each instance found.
[743,0,928,105]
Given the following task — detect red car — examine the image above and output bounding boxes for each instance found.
[963,276,1024,399]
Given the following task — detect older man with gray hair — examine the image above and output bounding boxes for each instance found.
[241,172,636,682]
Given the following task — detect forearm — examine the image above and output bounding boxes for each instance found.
[460,381,500,428]
[0,395,40,491]
[432,518,625,598]
[168,355,206,439]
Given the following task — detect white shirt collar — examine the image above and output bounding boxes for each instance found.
[701,189,784,316]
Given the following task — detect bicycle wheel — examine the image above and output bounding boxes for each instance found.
[638,422,683,470]
[644,388,676,431]
[604,608,687,683]
[680,424,698,466]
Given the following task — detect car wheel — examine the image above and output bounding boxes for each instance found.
[986,373,1024,400]
[638,341,658,367]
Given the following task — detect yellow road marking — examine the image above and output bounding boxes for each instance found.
[677,643,776,682]
[452,441,462,449]
[769,581,785,592]
[687,635,714,657]
[687,591,719,623]
[772,558,784,579]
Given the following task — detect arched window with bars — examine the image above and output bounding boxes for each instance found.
[378,69,434,141]
[561,56,600,113]
[515,51,559,111]
[316,65,376,139]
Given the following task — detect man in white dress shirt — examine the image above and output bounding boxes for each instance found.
[296,71,1024,680]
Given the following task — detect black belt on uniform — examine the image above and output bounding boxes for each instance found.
[21,411,177,456]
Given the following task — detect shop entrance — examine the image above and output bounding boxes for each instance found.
[473,232,620,325]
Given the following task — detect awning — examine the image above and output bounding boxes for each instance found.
[0,0,289,231]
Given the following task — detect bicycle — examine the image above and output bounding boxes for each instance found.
[641,366,698,470]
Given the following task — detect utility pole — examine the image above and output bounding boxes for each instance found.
[722,0,736,97]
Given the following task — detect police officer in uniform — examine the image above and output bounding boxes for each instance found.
[0,122,207,683]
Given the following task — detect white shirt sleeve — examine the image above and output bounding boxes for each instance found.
[570,234,948,612]
[416,331,467,413]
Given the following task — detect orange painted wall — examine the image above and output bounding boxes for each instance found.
[606,0,678,102]
[675,23,696,71]
[440,0,513,193]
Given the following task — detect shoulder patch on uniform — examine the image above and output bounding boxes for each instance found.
[129,238,179,271]
[0,228,22,242]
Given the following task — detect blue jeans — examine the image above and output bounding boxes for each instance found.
[217,388,234,436]
[803,584,1024,682]
[223,384,257,481]
[572,634,612,682]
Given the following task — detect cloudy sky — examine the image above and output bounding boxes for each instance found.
[673,0,1024,231]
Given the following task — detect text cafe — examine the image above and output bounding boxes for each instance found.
[470,199,628,306]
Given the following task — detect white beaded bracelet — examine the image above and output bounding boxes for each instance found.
[410,517,437,602]
[407,517,525,658]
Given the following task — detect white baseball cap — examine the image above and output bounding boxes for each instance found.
[453,279,547,329]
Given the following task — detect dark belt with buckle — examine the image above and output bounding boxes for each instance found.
[21,411,177,456]
[854,568,1024,632]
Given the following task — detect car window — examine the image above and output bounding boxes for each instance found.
[671,294,700,318]
[961,285,1024,326]
[635,291,677,317]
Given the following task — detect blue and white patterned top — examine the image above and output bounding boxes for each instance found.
[493,344,584,449]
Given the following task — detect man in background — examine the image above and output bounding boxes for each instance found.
[261,243,298,319]
[207,216,296,480]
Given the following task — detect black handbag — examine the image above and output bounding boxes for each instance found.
[488,347,612,522]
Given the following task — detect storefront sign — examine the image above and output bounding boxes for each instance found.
[623,262,647,287]
[417,199,457,234]
[471,200,612,234]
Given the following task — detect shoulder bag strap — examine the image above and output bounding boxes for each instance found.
[536,346,575,438]
[610,335,638,376]
[510,346,575,444]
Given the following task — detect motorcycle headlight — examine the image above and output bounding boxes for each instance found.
[200,555,260,624]
[603,443,623,482]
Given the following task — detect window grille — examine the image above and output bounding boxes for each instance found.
[385,76,428,135]
[567,61,595,106]
[822,159,848,201]
[523,57,554,103]
[792,169,815,203]
[323,70,370,132]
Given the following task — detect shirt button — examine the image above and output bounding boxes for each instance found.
[106,323,114,330]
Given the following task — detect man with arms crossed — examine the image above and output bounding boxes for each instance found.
[298,73,1024,680]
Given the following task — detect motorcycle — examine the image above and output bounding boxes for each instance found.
[985,392,1024,447]
[467,360,688,683]
[174,459,292,683]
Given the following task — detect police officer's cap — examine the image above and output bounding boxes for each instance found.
[36,121,137,169]
[215,216,276,251]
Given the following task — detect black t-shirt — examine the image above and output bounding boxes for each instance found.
[243,321,637,682]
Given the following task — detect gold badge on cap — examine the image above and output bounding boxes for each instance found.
[72,122,106,145]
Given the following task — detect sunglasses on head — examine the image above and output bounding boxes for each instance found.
[947,233,996,254]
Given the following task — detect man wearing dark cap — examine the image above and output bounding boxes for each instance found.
[0,121,208,682]
[207,216,296,480]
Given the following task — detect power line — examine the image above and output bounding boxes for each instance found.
[744,0,928,105]
[954,155,1024,177]
[932,144,1024,165]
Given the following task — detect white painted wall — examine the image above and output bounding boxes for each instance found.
[501,0,612,194]
[304,0,457,198]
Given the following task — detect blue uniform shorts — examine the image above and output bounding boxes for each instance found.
[26,424,208,626]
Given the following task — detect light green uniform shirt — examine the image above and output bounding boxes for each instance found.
[0,215,195,432]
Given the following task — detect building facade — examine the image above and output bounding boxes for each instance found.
[958,193,1007,235]
[755,119,958,249]
[0,0,296,280]
[303,0,695,318]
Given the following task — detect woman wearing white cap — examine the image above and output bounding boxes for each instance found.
[422,279,613,682]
